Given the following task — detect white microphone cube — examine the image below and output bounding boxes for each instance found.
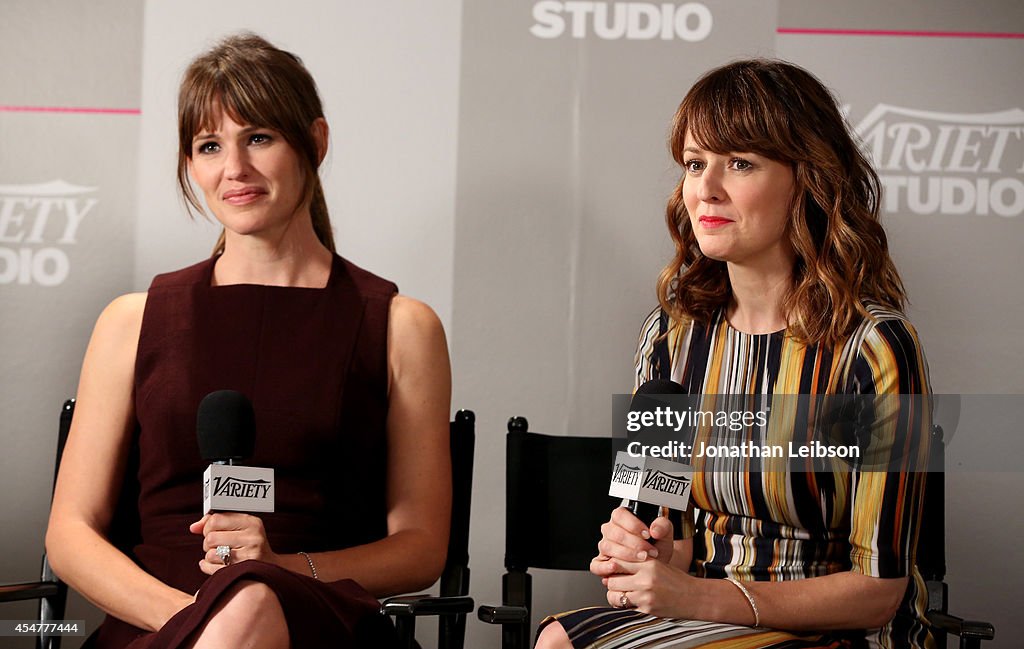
[203,464,275,514]
[608,451,692,510]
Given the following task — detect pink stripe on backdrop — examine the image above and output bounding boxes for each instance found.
[0,105,141,115]
[778,27,1024,39]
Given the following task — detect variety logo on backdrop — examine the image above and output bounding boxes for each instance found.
[854,105,1024,218]
[0,180,97,286]
[531,1,712,41]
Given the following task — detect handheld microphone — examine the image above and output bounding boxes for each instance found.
[198,390,275,514]
[609,379,692,524]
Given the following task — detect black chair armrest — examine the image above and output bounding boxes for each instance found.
[477,604,529,624]
[0,581,61,603]
[381,594,474,617]
[927,611,996,642]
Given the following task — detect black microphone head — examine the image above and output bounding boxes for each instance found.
[633,379,686,397]
[628,379,687,441]
[630,379,687,413]
[196,390,256,462]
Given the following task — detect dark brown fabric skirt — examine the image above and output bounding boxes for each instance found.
[84,561,399,649]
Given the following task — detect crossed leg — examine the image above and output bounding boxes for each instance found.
[187,580,291,649]
[535,620,573,649]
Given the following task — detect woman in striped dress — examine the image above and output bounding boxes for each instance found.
[537,59,935,649]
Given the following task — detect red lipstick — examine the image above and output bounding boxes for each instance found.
[698,215,733,228]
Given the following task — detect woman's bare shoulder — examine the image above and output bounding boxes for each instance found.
[386,295,450,388]
[388,294,443,335]
[89,292,148,351]
[99,292,147,323]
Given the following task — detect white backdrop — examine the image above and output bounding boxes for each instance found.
[134,1,462,332]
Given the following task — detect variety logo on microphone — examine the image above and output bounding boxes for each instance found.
[210,476,273,499]
[203,464,275,514]
[641,468,691,496]
[611,461,642,486]
[609,452,692,510]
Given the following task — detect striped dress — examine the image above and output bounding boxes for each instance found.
[550,305,935,649]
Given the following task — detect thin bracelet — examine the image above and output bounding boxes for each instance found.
[297,551,319,580]
[724,577,760,627]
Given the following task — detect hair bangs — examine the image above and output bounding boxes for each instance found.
[180,67,299,156]
[672,65,794,165]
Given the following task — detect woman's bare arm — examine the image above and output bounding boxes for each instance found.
[46,293,194,631]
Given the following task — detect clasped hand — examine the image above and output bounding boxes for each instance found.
[590,507,694,617]
[189,513,278,575]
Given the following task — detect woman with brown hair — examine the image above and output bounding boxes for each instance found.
[538,59,934,648]
[45,33,451,648]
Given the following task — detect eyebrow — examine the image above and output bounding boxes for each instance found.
[192,125,264,143]
[683,146,762,158]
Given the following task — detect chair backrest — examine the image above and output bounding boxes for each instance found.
[435,409,476,648]
[53,399,75,489]
[504,417,619,573]
[442,409,475,591]
[35,399,74,649]
[916,423,948,631]
[916,424,946,583]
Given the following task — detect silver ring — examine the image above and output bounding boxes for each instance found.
[216,545,231,565]
[618,593,632,609]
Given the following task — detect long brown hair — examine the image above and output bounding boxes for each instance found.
[658,59,906,347]
[177,33,335,255]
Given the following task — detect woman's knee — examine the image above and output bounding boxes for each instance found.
[191,580,289,648]
[217,580,282,620]
[535,621,572,649]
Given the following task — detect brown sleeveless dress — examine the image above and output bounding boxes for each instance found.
[87,254,400,648]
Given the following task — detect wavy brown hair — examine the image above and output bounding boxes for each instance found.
[657,59,906,347]
[177,33,335,255]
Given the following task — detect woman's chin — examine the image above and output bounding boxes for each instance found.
[695,245,731,263]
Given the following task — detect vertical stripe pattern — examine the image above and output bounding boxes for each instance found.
[550,305,935,649]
